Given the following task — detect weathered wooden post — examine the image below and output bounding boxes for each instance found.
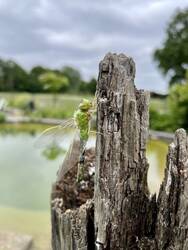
[156,129,188,250]
[51,53,188,250]
[94,53,155,249]
[94,54,188,250]
[51,139,95,250]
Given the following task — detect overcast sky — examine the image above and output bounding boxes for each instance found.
[0,0,187,93]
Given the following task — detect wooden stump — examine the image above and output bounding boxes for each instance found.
[51,53,188,250]
[51,138,95,250]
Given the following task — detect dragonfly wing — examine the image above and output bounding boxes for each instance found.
[57,132,81,181]
[34,119,76,148]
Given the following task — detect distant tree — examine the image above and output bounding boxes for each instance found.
[79,78,97,94]
[39,72,69,93]
[61,66,82,91]
[0,59,29,91]
[0,58,95,94]
[153,8,188,85]
[0,60,5,90]
[28,66,49,92]
[30,66,48,77]
[87,78,97,94]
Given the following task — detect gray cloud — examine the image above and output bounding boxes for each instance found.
[0,0,187,93]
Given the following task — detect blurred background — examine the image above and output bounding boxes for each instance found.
[0,1,187,249]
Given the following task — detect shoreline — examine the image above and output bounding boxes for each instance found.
[2,115,174,142]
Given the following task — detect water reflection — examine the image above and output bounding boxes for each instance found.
[42,144,66,160]
[0,123,169,210]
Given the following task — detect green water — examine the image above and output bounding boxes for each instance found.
[0,123,169,249]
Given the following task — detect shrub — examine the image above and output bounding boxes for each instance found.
[149,106,172,131]
[168,82,188,130]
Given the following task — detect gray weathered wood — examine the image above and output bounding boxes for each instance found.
[156,128,188,250]
[51,138,95,250]
[95,53,154,249]
[51,199,94,250]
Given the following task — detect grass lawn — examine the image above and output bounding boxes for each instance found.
[0,92,167,120]
[0,92,93,119]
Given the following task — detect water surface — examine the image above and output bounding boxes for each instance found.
[0,124,169,249]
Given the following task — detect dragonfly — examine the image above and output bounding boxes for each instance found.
[35,98,96,182]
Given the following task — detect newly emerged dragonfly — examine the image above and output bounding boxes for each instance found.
[35,98,96,182]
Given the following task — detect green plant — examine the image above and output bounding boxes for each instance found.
[153,8,188,85]
[39,72,69,93]
[149,106,172,131]
[168,81,188,130]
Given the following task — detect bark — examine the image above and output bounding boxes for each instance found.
[51,53,188,250]
[156,128,188,250]
[51,138,95,250]
[51,199,94,250]
[95,53,155,249]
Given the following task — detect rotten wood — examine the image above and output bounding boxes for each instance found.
[51,138,95,250]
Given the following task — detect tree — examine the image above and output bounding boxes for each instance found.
[79,78,97,94]
[0,59,29,91]
[30,66,48,77]
[39,72,69,93]
[28,66,49,92]
[168,73,188,130]
[87,78,97,94]
[153,8,188,85]
[61,66,82,92]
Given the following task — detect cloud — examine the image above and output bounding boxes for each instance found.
[0,0,187,93]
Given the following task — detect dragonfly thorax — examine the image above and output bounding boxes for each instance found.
[74,109,90,141]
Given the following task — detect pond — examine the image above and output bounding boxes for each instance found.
[0,123,169,249]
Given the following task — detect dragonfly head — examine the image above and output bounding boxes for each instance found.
[79,99,92,111]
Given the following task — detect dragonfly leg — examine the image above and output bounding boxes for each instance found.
[77,139,87,182]
[77,162,85,183]
[79,139,87,163]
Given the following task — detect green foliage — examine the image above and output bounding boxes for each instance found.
[0,112,5,123]
[28,66,49,92]
[149,105,172,131]
[150,71,188,132]
[79,78,97,94]
[0,58,96,94]
[153,8,188,85]
[39,72,69,93]
[61,66,82,92]
[0,59,29,91]
[168,80,188,130]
